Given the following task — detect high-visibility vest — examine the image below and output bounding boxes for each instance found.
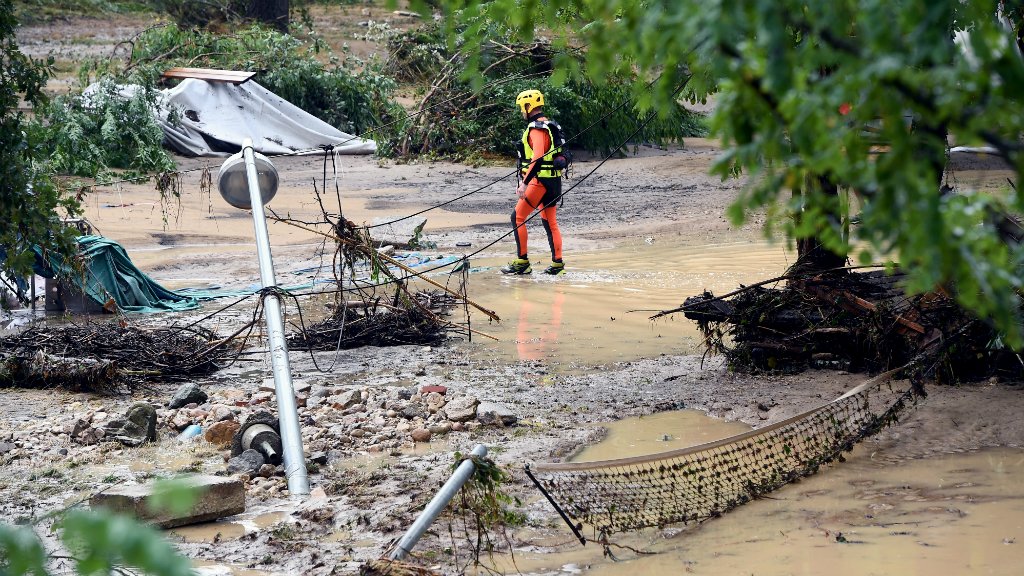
[518,120,563,179]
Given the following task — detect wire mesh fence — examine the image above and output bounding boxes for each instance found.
[527,373,918,538]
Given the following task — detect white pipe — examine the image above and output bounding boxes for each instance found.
[389,444,488,560]
[242,138,310,496]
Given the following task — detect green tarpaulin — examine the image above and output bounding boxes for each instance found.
[35,235,200,313]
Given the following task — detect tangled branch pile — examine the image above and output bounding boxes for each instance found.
[0,323,228,393]
[289,290,459,350]
[682,269,1011,383]
[280,201,476,351]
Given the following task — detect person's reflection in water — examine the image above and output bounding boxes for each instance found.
[515,286,565,362]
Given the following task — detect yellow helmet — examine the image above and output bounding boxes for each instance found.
[515,89,544,114]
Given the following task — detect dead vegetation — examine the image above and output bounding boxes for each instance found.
[677,268,1017,384]
[0,322,228,393]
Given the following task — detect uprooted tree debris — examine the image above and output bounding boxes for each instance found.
[0,323,228,393]
[671,268,1017,384]
[289,289,460,350]
[271,175,498,352]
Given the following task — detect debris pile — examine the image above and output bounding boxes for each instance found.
[680,269,1010,383]
[0,323,228,392]
[289,290,460,350]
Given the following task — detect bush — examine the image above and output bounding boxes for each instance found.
[384,23,707,160]
[36,79,177,181]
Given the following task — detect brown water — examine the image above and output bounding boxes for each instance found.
[462,237,794,367]
[487,412,1024,575]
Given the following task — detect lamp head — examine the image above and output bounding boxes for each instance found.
[217,149,279,209]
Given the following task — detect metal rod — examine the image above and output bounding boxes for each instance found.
[242,138,309,496]
[524,464,586,545]
[389,444,488,560]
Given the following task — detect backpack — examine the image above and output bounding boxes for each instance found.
[545,120,574,179]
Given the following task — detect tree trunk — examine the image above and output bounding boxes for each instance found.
[244,0,289,33]
[791,176,848,276]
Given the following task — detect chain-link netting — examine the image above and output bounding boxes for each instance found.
[527,374,918,537]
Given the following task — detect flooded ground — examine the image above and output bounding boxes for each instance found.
[483,412,1024,576]
[4,15,1023,569]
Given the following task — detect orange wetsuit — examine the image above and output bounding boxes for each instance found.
[513,115,562,261]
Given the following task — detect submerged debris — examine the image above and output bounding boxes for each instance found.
[0,322,227,393]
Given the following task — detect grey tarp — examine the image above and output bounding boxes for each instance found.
[157,78,377,156]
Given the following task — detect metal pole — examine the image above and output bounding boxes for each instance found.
[389,444,488,560]
[242,138,310,496]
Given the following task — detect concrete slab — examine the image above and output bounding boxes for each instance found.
[90,475,245,528]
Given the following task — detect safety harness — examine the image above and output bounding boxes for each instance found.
[517,119,570,179]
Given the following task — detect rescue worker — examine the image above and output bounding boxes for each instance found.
[501,89,566,275]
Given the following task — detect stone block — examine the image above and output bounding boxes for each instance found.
[90,475,245,528]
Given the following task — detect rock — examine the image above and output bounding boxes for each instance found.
[401,405,425,420]
[91,475,244,529]
[396,387,415,400]
[424,392,446,413]
[309,451,328,465]
[104,402,158,447]
[428,423,451,436]
[257,464,276,478]
[227,449,265,475]
[204,420,241,446]
[169,383,208,409]
[451,422,465,432]
[410,428,432,443]
[331,389,361,410]
[0,442,16,456]
[476,402,518,427]
[76,427,102,445]
[249,392,273,405]
[350,428,366,438]
[170,411,193,431]
[444,396,479,422]
[209,404,235,422]
[69,418,90,437]
[420,385,447,395]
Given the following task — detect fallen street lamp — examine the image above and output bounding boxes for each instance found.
[218,138,309,496]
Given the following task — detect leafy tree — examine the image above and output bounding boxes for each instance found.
[0,1,79,291]
[435,0,1024,345]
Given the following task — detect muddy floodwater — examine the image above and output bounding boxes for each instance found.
[486,411,1024,576]
[461,238,795,367]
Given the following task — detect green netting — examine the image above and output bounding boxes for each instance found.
[528,374,918,537]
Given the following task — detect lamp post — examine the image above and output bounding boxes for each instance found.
[217,138,309,495]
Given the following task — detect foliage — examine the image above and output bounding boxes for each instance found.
[385,22,707,159]
[36,79,177,182]
[438,0,1024,346]
[443,452,524,569]
[13,0,150,23]
[0,478,198,576]
[126,23,402,138]
[0,1,79,286]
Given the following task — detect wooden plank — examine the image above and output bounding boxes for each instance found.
[161,67,255,84]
